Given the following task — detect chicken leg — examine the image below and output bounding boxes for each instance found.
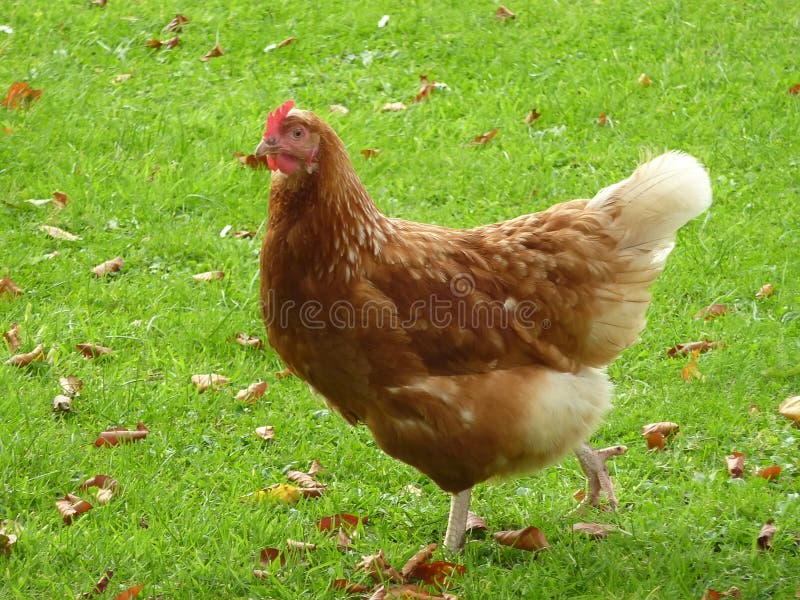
[443,488,472,552]
[574,442,627,509]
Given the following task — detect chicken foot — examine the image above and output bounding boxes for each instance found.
[575,442,627,509]
[443,488,472,552]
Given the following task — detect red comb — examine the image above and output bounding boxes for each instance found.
[264,100,295,140]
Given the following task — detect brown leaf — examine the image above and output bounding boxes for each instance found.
[693,303,732,320]
[3,322,20,352]
[572,522,617,539]
[233,151,270,169]
[200,44,223,61]
[667,340,723,358]
[2,82,42,109]
[308,459,325,477]
[112,585,143,600]
[400,543,438,578]
[146,37,180,50]
[469,129,498,146]
[52,191,69,208]
[778,396,800,423]
[597,113,609,126]
[382,102,407,112]
[56,493,93,525]
[755,465,782,481]
[355,549,403,583]
[329,104,349,114]
[755,283,774,298]
[192,270,224,282]
[725,451,745,478]
[233,230,256,239]
[92,256,123,277]
[641,422,680,437]
[163,14,189,32]
[757,519,777,550]
[335,527,352,550]
[407,561,465,587]
[52,394,72,412]
[79,570,114,598]
[259,547,286,567]
[191,373,230,392]
[681,349,704,382]
[465,510,489,533]
[637,73,652,87]
[316,513,368,532]
[286,470,325,489]
[788,83,800,96]
[255,425,275,441]
[330,579,369,593]
[76,342,112,359]
[278,36,295,48]
[573,489,587,502]
[0,276,23,298]
[94,422,149,447]
[493,526,550,552]
[59,375,83,396]
[39,225,80,241]
[80,474,118,493]
[147,165,160,182]
[361,148,381,159]
[286,539,317,552]
[236,381,268,403]
[495,5,516,20]
[231,332,263,350]
[703,587,741,599]
[0,521,18,556]
[6,343,44,367]
[645,431,665,451]
[525,108,541,125]
[275,368,294,379]
[414,74,437,103]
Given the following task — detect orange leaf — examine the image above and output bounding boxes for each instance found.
[400,543,438,578]
[597,113,609,126]
[94,422,149,447]
[200,44,223,61]
[163,14,189,32]
[755,465,781,481]
[757,519,777,550]
[79,570,114,598]
[6,343,44,367]
[693,303,732,320]
[330,579,369,593]
[112,585,143,600]
[3,322,20,352]
[275,368,294,379]
[406,561,465,586]
[2,82,42,110]
[492,526,550,551]
[191,373,230,392]
[725,451,745,478]
[496,6,516,20]
[92,256,124,277]
[278,36,296,48]
[667,340,722,358]
[572,522,617,539]
[259,547,286,567]
[80,474,118,492]
[56,493,93,525]
[52,191,69,208]
[703,587,741,599]
[361,148,381,159]
[76,342,112,359]
[316,513,367,532]
[414,74,437,103]
[469,129,498,146]
[637,73,652,87]
[525,108,541,125]
[146,37,179,50]
[788,83,800,96]
[233,151,270,169]
[192,270,225,282]
[681,349,704,382]
[645,431,665,451]
[0,276,23,298]
[235,381,268,403]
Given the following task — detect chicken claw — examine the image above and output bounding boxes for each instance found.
[574,443,627,509]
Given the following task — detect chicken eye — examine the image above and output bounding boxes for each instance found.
[291,128,304,140]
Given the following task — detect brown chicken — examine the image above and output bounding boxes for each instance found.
[255,100,712,550]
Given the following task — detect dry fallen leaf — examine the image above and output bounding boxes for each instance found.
[236,381,268,403]
[76,342,112,359]
[681,349,704,382]
[200,44,223,61]
[94,422,149,447]
[702,587,741,600]
[164,14,188,32]
[3,322,20,352]
[193,270,224,282]
[112,73,132,84]
[308,459,325,477]
[757,519,777,550]
[382,102,407,112]
[316,513,368,532]
[2,82,42,109]
[191,373,230,392]
[59,375,83,396]
[330,579,369,593]
[726,451,745,478]
[0,276,23,298]
[755,283,774,298]
[637,73,652,87]
[286,539,317,552]
[0,521,18,555]
[572,522,617,539]
[414,74,437,103]
[92,256,123,277]
[52,394,72,412]
[146,37,180,50]
[645,432,666,451]
[79,570,114,599]
[39,225,80,241]
[755,465,782,481]
[233,151,270,169]
[778,396,800,423]
[407,561,465,587]
[525,108,541,125]
[329,104,349,114]
[469,129,498,146]
[255,425,275,441]
[361,149,381,159]
[465,510,489,534]
[400,543,438,578]
[788,83,800,96]
[275,368,293,379]
[52,191,69,208]
[667,339,723,358]
[495,5,516,20]
[641,422,680,437]
[355,549,403,583]
[56,493,93,525]
[233,229,256,239]
[335,527,352,550]
[597,113,609,126]
[6,343,44,367]
[287,470,325,489]
[693,303,732,320]
[112,585,143,600]
[231,332,263,350]
[493,526,550,552]
[278,36,295,48]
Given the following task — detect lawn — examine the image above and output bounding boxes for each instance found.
[1,0,799,598]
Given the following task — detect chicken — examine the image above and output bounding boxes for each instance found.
[254,100,712,551]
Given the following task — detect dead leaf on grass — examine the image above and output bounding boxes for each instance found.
[233,151,270,169]
[0,276,23,298]
[191,373,230,392]
[163,14,188,32]
[233,230,256,239]
[308,459,325,477]
[330,104,349,114]
[79,570,114,598]
[693,303,732,320]
[6,343,44,366]
[76,342,112,359]
[755,283,774,298]
[286,470,325,489]
[400,543,438,578]
[469,129,498,146]
[255,425,275,441]
[52,394,72,412]
[2,82,42,109]
[725,451,745,478]
[641,422,680,436]
[572,522,617,539]
[316,513,368,532]
[94,422,149,447]
[356,549,403,583]
[231,332,263,349]
[112,73,132,84]
[407,561,465,587]
[757,519,777,550]
[681,349,704,382]
[788,83,800,96]
[56,493,93,525]
[778,396,800,423]
[112,585,143,600]
[335,527,352,549]
[667,340,723,358]
[59,375,82,396]
[39,225,80,241]
[414,74,437,103]
[525,108,541,125]
[597,113,609,126]
[645,432,666,451]
[200,44,223,61]
[192,270,224,282]
[92,256,123,277]
[637,73,652,87]
[52,191,69,208]
[361,148,381,159]
[382,102,407,112]
[330,579,369,593]
[236,381,267,403]
[496,5,516,20]
[146,37,180,50]
[465,510,489,533]
[3,323,20,352]
[702,587,741,599]
[493,526,550,552]
[755,465,782,481]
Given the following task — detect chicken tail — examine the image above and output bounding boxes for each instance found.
[583,151,712,360]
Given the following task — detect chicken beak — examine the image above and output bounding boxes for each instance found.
[254,138,273,158]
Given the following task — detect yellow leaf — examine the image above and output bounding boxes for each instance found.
[242,483,302,504]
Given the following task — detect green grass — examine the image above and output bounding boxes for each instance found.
[2,0,799,598]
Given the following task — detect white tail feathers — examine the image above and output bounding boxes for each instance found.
[584,151,712,360]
